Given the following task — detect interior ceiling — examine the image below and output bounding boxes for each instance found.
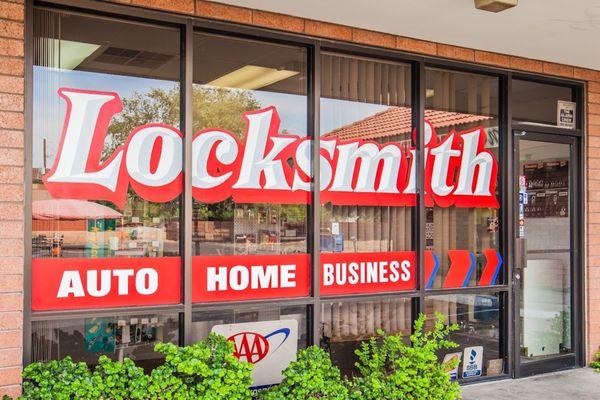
[214,0,600,71]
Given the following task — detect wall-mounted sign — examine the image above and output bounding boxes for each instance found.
[42,88,499,209]
[31,257,181,311]
[557,100,576,129]
[212,319,298,388]
[462,346,484,378]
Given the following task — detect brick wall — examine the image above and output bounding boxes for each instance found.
[0,0,24,398]
[0,0,599,395]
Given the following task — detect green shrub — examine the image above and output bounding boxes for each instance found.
[87,356,149,399]
[591,350,600,372]
[259,346,349,400]
[147,332,253,400]
[14,333,252,400]
[349,312,461,400]
[19,356,92,400]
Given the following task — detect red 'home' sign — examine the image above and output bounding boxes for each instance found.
[192,254,310,302]
[42,88,499,209]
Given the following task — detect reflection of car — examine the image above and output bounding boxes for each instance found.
[474,295,500,323]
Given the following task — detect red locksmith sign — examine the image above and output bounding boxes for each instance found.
[31,257,181,311]
[42,88,499,209]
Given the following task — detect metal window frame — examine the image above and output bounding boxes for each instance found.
[23,0,586,383]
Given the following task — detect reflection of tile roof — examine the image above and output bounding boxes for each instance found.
[324,106,492,140]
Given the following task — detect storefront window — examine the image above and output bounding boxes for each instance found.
[424,69,502,289]
[426,294,504,380]
[190,33,310,305]
[31,313,179,370]
[31,9,182,311]
[512,80,576,128]
[319,53,414,298]
[28,2,586,385]
[321,297,412,376]
[192,305,309,388]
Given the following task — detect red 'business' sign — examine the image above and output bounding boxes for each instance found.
[31,257,181,311]
[320,251,416,295]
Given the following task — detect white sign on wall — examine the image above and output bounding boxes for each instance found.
[212,319,298,388]
[557,100,576,129]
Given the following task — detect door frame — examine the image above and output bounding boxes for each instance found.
[511,129,584,378]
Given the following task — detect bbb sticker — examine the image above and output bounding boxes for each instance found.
[462,346,483,378]
[211,319,298,388]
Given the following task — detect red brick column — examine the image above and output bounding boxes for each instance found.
[0,0,24,397]
[585,73,600,362]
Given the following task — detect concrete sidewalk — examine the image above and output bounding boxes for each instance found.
[461,368,600,400]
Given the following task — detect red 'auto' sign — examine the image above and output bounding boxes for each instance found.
[31,257,181,311]
[320,251,416,295]
[192,254,310,302]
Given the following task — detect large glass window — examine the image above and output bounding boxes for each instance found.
[31,9,182,314]
[32,9,181,260]
[189,33,309,308]
[320,53,412,256]
[31,313,179,370]
[426,294,504,380]
[424,69,502,289]
[512,80,576,128]
[317,52,415,374]
[321,297,412,376]
[191,32,308,259]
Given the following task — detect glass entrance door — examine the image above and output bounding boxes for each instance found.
[513,131,580,376]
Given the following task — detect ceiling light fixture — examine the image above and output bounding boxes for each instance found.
[208,65,299,90]
[46,38,101,70]
[474,0,518,13]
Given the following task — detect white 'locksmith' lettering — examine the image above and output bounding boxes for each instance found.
[45,90,124,192]
[206,264,297,292]
[56,268,159,298]
[44,88,499,209]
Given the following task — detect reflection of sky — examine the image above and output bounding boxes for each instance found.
[33,67,176,168]
[34,67,389,169]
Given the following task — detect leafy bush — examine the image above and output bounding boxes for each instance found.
[591,350,600,372]
[147,333,253,400]
[19,356,92,400]
[259,346,349,400]
[14,333,252,400]
[87,356,149,399]
[10,318,463,400]
[349,312,461,400]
